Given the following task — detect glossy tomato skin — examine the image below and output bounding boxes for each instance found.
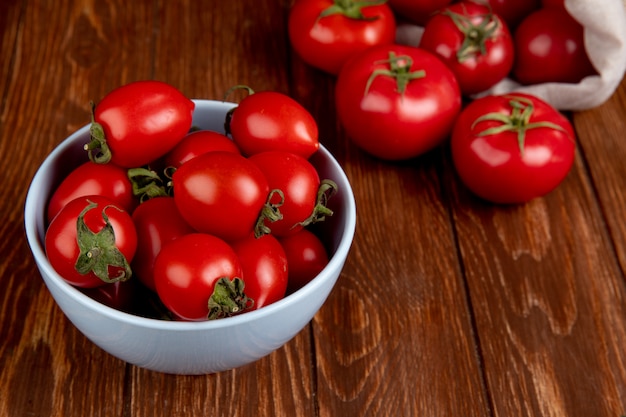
[231,233,288,310]
[164,130,240,168]
[419,2,514,95]
[248,151,320,237]
[288,0,396,75]
[336,44,461,160]
[388,0,453,26]
[80,279,138,313]
[153,233,243,321]
[279,229,329,294]
[45,195,137,288]
[471,0,540,30]
[451,93,576,204]
[172,151,270,241]
[47,161,136,223]
[131,197,194,291]
[229,91,319,159]
[513,8,595,85]
[93,80,195,168]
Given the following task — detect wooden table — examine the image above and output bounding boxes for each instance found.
[2,1,626,416]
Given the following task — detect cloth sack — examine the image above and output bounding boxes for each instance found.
[395,0,626,110]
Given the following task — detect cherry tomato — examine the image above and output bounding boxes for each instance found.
[387,0,453,26]
[248,151,328,237]
[88,80,195,168]
[450,93,576,204]
[153,233,246,321]
[45,195,137,288]
[227,89,319,159]
[47,161,136,223]
[172,151,270,241]
[231,233,288,310]
[164,129,240,168]
[288,0,396,75]
[335,43,461,160]
[131,196,194,291]
[80,279,138,313]
[541,0,565,8]
[512,8,595,85]
[470,0,540,30]
[419,2,514,95]
[279,229,329,294]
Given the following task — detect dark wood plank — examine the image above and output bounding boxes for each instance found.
[1,0,156,415]
[446,78,626,415]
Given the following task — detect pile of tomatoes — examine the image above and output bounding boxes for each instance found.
[45,81,336,321]
[288,0,592,203]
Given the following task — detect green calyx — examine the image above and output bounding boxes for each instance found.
[442,7,500,62]
[297,179,338,229]
[365,51,426,96]
[207,277,254,320]
[85,101,112,164]
[74,200,132,283]
[254,189,285,238]
[223,84,256,136]
[472,95,567,156]
[127,167,170,202]
[319,0,388,21]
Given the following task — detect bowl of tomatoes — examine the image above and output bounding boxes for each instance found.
[24,84,356,375]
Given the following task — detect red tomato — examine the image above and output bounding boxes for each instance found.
[450,93,576,203]
[227,90,319,159]
[248,151,331,237]
[153,233,246,321]
[45,195,137,288]
[541,0,565,8]
[419,2,514,95]
[80,279,138,313]
[172,151,270,241]
[231,233,288,310]
[47,161,136,223]
[512,8,595,85]
[88,80,195,168]
[131,197,194,291]
[279,229,329,294]
[164,129,240,168]
[470,0,540,30]
[335,44,461,160]
[288,0,396,75]
[387,0,453,26]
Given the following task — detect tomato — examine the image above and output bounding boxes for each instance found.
[227,89,319,159]
[47,161,136,223]
[279,229,329,294]
[164,129,240,168]
[45,195,137,288]
[172,151,270,241]
[387,0,453,26]
[87,80,195,168]
[450,93,576,204]
[80,279,138,313]
[512,8,595,85]
[419,2,514,95]
[131,197,194,291]
[288,0,396,75]
[153,233,246,321]
[231,233,288,310]
[470,0,540,30]
[335,43,461,160]
[249,151,334,237]
[541,0,565,8]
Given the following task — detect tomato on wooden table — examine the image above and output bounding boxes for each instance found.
[335,43,461,160]
[419,1,514,95]
[45,195,137,288]
[227,88,319,159]
[171,151,271,241]
[288,0,396,75]
[153,233,246,321]
[87,80,195,168]
[231,233,288,310]
[47,161,136,223]
[512,8,596,85]
[279,229,329,294]
[450,92,576,204]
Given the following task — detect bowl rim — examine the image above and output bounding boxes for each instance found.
[24,100,357,331]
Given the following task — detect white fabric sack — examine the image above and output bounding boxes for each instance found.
[395,0,626,110]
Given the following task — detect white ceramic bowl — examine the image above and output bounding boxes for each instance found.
[24,99,356,375]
